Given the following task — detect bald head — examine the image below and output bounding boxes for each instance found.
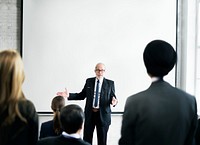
[95,63,105,79]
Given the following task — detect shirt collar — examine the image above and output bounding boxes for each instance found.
[151,76,161,82]
[62,131,81,139]
[96,77,103,83]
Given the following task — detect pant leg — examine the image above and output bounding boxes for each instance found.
[83,113,96,144]
[96,123,109,145]
[93,111,109,145]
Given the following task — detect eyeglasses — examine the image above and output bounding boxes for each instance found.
[95,69,105,72]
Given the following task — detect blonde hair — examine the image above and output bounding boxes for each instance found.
[0,49,26,125]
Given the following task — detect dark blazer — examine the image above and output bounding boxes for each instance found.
[39,120,61,139]
[119,79,197,145]
[0,99,38,145]
[37,135,91,145]
[195,119,200,145]
[68,77,116,126]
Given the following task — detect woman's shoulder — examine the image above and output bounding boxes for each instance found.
[18,99,36,110]
[18,99,38,119]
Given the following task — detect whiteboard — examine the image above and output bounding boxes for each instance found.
[23,0,177,112]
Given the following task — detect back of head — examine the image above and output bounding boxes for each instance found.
[51,96,65,112]
[143,40,177,77]
[0,49,26,125]
[60,104,84,134]
[51,96,65,134]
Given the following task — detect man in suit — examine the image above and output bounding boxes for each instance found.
[118,40,198,145]
[57,63,118,145]
[37,104,90,145]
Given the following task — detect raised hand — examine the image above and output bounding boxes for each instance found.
[57,88,69,98]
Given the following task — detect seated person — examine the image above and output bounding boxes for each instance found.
[39,96,65,139]
[37,104,91,145]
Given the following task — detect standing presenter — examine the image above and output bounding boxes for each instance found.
[57,62,118,145]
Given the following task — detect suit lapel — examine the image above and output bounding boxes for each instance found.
[89,78,95,97]
[101,78,107,95]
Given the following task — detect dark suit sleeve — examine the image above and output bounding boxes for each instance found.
[68,79,89,100]
[26,100,39,145]
[184,98,198,145]
[19,100,39,145]
[110,81,116,100]
[119,97,135,145]
[195,119,200,145]
[36,140,42,145]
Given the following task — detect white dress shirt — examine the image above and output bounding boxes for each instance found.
[93,77,103,109]
[62,131,81,139]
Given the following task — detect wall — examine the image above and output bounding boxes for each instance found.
[0,0,21,52]
[22,0,177,112]
[0,0,200,113]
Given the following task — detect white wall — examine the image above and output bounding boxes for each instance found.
[0,0,21,51]
[23,0,176,112]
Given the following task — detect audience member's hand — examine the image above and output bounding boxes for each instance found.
[111,97,118,107]
[57,88,69,98]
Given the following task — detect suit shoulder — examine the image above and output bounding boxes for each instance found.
[104,78,114,83]
[41,120,53,127]
[37,136,57,145]
[77,139,91,145]
[175,87,196,103]
[86,77,95,81]
[18,99,36,111]
[18,99,38,121]
[126,90,147,102]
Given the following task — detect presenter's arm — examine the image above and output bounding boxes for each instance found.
[57,88,69,98]
[110,81,118,107]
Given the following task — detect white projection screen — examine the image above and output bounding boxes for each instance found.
[23,0,177,112]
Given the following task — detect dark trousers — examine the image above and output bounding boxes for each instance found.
[83,111,109,145]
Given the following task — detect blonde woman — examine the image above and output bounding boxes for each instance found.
[0,49,38,145]
[39,96,65,139]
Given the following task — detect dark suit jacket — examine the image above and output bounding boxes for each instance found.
[68,77,116,126]
[37,135,91,145]
[39,120,61,139]
[195,119,200,145]
[0,99,38,145]
[119,79,197,145]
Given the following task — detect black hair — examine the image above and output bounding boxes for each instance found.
[60,104,84,134]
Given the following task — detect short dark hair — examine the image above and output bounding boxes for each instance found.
[143,40,177,77]
[60,104,84,134]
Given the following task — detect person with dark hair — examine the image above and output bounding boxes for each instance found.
[39,96,65,139]
[57,62,118,145]
[37,104,91,145]
[0,49,38,145]
[119,40,198,145]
